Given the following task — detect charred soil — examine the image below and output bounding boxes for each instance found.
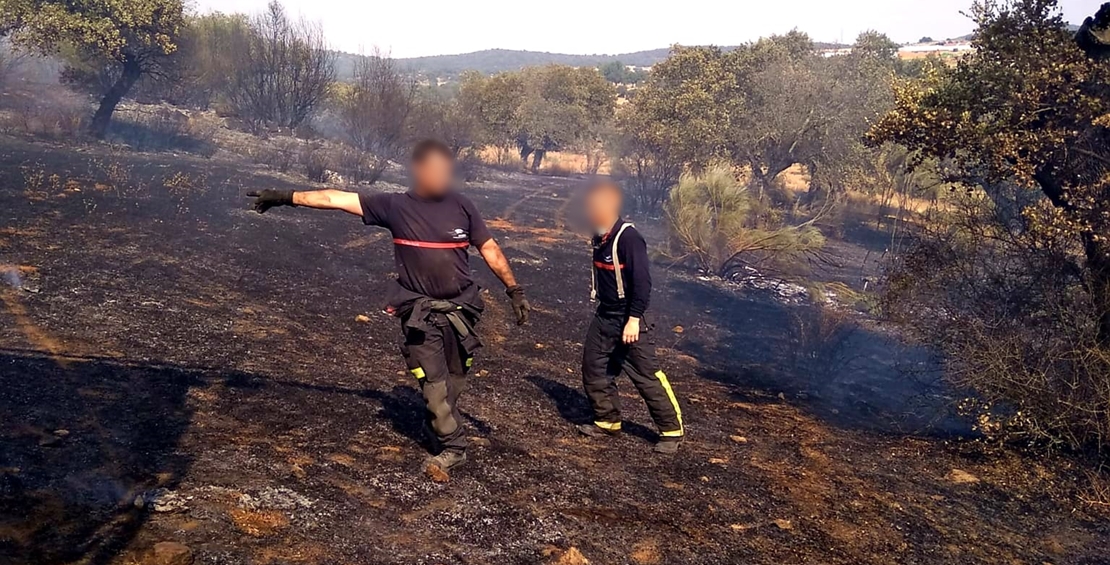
[0,137,1107,564]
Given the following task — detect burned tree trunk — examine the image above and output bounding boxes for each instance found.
[1082,234,1110,345]
[530,149,545,173]
[90,56,142,139]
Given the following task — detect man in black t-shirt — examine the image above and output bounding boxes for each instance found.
[247,140,530,476]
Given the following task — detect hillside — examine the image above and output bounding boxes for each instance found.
[2,126,1109,563]
[399,48,675,75]
[334,48,675,79]
[337,43,844,79]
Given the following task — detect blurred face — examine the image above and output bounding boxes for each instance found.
[412,152,454,197]
[585,185,622,234]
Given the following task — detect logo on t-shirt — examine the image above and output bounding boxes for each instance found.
[450,228,469,241]
[603,254,613,263]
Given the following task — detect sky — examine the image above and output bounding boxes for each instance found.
[193,0,1100,58]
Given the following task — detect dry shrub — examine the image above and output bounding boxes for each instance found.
[299,144,333,183]
[22,163,46,192]
[336,50,415,184]
[584,143,607,176]
[267,138,300,173]
[786,303,860,381]
[538,152,584,177]
[162,171,207,213]
[107,107,219,157]
[478,145,524,172]
[457,149,483,183]
[664,165,825,279]
[239,137,301,174]
[334,145,379,185]
[5,90,88,139]
[883,188,1110,451]
[541,160,577,178]
[1081,470,1110,510]
[21,165,66,202]
[88,156,135,195]
[184,113,222,155]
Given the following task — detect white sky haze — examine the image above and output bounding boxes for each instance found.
[193,0,1101,58]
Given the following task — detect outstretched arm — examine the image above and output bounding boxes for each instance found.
[248,189,362,216]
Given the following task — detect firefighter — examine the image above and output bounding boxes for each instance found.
[578,180,684,453]
[247,139,530,474]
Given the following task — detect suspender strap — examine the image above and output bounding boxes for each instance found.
[591,222,634,301]
[611,222,633,300]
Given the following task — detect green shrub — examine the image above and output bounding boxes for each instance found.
[664,165,825,278]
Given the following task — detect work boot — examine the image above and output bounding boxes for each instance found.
[423,450,467,473]
[653,439,682,454]
[577,423,620,438]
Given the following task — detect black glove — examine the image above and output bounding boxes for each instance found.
[247,189,295,214]
[506,285,530,326]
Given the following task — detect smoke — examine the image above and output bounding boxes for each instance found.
[1,267,22,290]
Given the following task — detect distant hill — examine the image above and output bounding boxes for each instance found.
[399,48,676,76]
[336,44,851,79]
[334,48,680,80]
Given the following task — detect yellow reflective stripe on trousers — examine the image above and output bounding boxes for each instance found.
[410,367,426,379]
[594,421,622,431]
[660,429,684,437]
[655,371,683,428]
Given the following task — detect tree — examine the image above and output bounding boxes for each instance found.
[62,12,254,110]
[600,60,647,85]
[337,50,417,183]
[854,30,901,60]
[461,65,615,172]
[225,1,334,132]
[409,87,481,157]
[600,60,628,83]
[614,46,736,210]
[513,65,615,171]
[0,38,27,88]
[461,69,524,151]
[172,12,254,108]
[804,32,899,202]
[613,32,896,212]
[868,0,1110,450]
[724,32,857,200]
[870,0,1110,342]
[0,0,187,138]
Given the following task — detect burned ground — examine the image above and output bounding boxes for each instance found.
[1,137,1108,564]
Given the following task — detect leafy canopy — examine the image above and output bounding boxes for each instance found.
[0,0,185,62]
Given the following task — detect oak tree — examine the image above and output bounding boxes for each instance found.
[0,0,187,138]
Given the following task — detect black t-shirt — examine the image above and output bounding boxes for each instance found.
[360,191,493,300]
[593,220,652,318]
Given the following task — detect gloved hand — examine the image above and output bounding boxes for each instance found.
[247,189,296,213]
[505,285,530,326]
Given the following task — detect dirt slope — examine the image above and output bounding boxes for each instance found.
[1,138,1108,564]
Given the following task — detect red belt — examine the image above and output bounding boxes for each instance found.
[594,261,625,271]
[393,238,469,249]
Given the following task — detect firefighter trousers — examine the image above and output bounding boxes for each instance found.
[401,317,473,454]
[581,313,683,438]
